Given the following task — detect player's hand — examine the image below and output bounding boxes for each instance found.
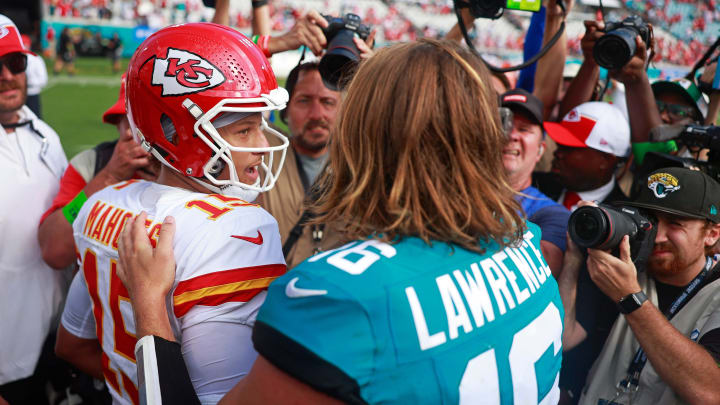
[0,393,9,405]
[101,126,154,184]
[586,235,641,302]
[118,212,176,306]
[353,28,377,60]
[609,31,652,85]
[562,233,584,275]
[700,61,718,86]
[545,0,574,18]
[580,20,605,65]
[270,10,328,56]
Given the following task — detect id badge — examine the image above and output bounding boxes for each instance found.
[598,400,624,405]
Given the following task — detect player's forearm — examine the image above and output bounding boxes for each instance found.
[132,295,175,342]
[39,209,77,269]
[705,92,720,126]
[444,7,474,42]
[211,0,230,26]
[251,2,271,36]
[533,13,566,121]
[558,60,599,118]
[624,73,661,144]
[557,256,586,350]
[55,326,104,380]
[540,240,563,278]
[626,302,720,404]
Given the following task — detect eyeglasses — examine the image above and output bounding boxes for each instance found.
[655,99,697,120]
[0,53,27,75]
[499,107,514,136]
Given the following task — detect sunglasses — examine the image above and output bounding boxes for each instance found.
[0,53,28,75]
[655,99,697,120]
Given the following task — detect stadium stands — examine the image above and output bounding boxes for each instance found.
[41,0,719,75]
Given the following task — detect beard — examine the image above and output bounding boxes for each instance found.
[0,76,27,115]
[647,243,684,276]
[647,241,705,281]
[293,119,330,153]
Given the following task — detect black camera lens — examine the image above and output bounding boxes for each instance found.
[569,207,610,248]
[593,27,638,70]
[574,210,601,241]
[318,30,360,91]
[569,205,639,250]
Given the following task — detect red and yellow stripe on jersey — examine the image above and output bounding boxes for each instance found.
[173,264,287,317]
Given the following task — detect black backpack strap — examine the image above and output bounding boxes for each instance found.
[282,171,328,258]
[282,209,314,258]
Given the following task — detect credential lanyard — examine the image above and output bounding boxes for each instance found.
[613,257,715,402]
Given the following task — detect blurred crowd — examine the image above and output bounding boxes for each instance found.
[38,0,720,67]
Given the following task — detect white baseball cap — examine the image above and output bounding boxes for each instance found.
[544,102,630,157]
[0,14,34,58]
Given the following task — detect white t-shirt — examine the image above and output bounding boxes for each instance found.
[67,180,286,404]
[26,54,48,97]
[0,106,68,384]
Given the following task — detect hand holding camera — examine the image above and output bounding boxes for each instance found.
[271,10,329,56]
[567,201,645,302]
[318,13,373,90]
[593,15,651,70]
[586,234,642,303]
[580,20,605,67]
[607,34,650,85]
[568,203,657,268]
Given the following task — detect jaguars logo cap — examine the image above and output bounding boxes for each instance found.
[625,167,720,223]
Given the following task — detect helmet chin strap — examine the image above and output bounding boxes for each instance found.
[188,175,261,202]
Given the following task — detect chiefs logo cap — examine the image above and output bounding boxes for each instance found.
[0,14,35,58]
[543,101,630,157]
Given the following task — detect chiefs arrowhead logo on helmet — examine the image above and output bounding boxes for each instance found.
[151,48,226,96]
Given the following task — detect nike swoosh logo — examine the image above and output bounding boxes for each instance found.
[285,277,327,298]
[231,230,263,245]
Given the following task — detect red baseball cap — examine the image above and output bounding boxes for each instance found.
[0,15,35,58]
[103,74,127,125]
[543,102,630,157]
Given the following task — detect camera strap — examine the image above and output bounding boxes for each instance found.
[612,257,715,402]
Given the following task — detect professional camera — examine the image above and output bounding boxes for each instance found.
[318,13,371,91]
[635,124,720,189]
[593,15,651,70]
[459,0,541,19]
[568,204,657,267]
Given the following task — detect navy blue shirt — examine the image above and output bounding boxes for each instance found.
[517,186,570,251]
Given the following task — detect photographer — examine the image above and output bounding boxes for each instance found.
[559,18,662,149]
[564,167,720,405]
[255,13,374,268]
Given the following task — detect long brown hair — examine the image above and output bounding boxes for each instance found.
[311,39,525,252]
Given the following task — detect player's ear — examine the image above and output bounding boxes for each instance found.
[704,222,720,249]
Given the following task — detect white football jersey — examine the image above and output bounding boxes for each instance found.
[72,180,286,404]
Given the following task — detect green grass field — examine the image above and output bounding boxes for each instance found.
[41,57,288,160]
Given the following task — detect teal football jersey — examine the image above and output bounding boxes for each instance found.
[254,221,564,404]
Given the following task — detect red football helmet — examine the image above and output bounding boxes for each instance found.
[126,23,288,198]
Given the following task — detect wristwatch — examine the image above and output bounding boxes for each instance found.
[618,291,648,314]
